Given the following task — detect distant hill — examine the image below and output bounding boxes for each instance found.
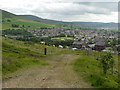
[19,15,62,25]
[2,10,19,19]
[1,10,59,30]
[2,9,118,30]
[69,22,118,29]
[19,15,117,30]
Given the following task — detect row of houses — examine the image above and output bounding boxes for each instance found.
[40,40,109,52]
[72,41,109,51]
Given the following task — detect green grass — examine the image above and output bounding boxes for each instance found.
[2,10,71,30]
[2,17,70,30]
[2,36,119,88]
[2,10,57,30]
[2,19,54,30]
[51,37,74,40]
[2,10,70,30]
[2,37,61,76]
[15,20,54,28]
[72,51,119,88]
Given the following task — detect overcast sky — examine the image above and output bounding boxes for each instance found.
[0,0,119,23]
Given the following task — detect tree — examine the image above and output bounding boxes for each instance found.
[12,24,19,27]
[22,25,24,27]
[100,53,114,76]
[78,38,81,42]
[88,39,94,44]
[7,19,11,22]
[110,38,118,46]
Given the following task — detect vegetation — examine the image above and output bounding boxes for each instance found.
[18,14,118,30]
[2,10,71,30]
[51,37,73,40]
[52,40,74,47]
[2,37,61,76]
[100,53,114,76]
[2,29,32,36]
[72,50,119,88]
[2,18,56,30]
[2,10,118,31]
[2,9,119,88]
[2,29,74,47]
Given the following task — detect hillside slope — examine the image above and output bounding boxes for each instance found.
[2,10,18,19]
[19,15,62,25]
[2,37,61,76]
[2,38,119,88]
[2,38,91,88]
[19,15,117,29]
[2,10,58,30]
[2,10,118,30]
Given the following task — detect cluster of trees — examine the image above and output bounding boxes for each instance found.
[11,24,19,27]
[17,36,74,47]
[11,24,28,28]
[40,27,48,29]
[3,29,74,47]
[2,19,11,22]
[40,27,53,29]
[7,19,11,22]
[110,38,119,47]
[52,40,74,47]
[17,35,74,47]
[100,53,114,76]
[2,29,32,36]
[54,34,66,37]
[88,40,95,44]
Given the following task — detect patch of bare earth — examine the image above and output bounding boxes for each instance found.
[2,54,91,88]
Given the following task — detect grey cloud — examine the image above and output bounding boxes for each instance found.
[1,1,117,22]
[75,2,118,12]
[31,2,115,18]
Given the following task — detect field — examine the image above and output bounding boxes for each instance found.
[2,19,55,30]
[2,17,70,30]
[51,37,74,40]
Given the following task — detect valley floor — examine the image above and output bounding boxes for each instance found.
[2,54,91,88]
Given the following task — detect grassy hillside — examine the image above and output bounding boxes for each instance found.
[2,19,55,30]
[19,15,62,25]
[19,15,117,30]
[71,50,119,88]
[2,37,61,76]
[2,10,58,30]
[2,10,71,30]
[2,10,117,30]
[2,37,119,88]
[2,10,18,19]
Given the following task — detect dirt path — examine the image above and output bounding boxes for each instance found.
[2,54,91,88]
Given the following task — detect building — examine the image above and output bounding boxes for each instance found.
[88,44,95,50]
[94,41,108,51]
[116,44,120,52]
[72,42,83,49]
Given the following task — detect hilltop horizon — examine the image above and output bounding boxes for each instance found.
[1,9,117,24]
[1,9,118,30]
